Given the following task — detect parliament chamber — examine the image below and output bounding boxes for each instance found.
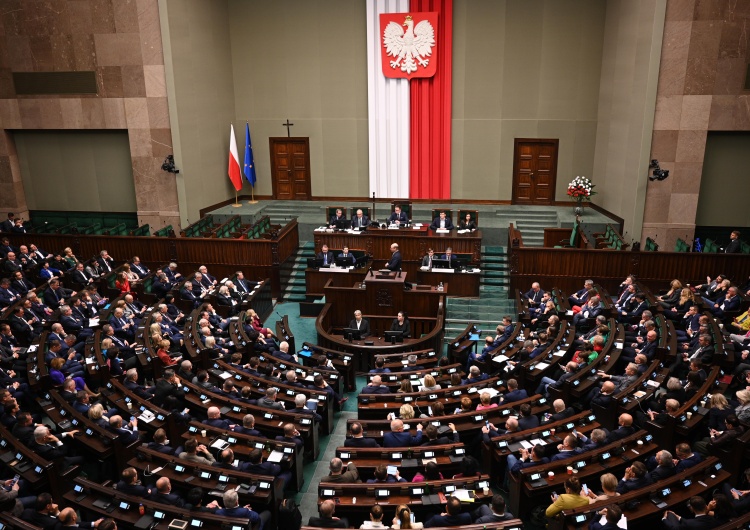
[4,0,750,529]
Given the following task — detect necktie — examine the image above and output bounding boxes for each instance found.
[324,255,328,265]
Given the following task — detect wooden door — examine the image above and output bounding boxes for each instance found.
[269,137,312,200]
[511,138,559,205]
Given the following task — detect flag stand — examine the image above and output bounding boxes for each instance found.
[232,190,242,208]
[248,188,258,205]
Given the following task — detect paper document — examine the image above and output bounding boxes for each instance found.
[453,489,475,502]
[492,354,509,363]
[534,362,549,371]
[519,440,533,449]
[267,450,284,463]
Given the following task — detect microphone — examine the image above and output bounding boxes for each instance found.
[397,269,402,278]
[369,268,374,277]
[276,311,284,321]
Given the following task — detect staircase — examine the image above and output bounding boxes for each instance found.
[443,245,516,346]
[282,241,315,303]
[495,209,558,247]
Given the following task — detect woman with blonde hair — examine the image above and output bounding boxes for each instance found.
[585,473,619,503]
[668,287,695,320]
[736,390,750,423]
[88,403,110,429]
[658,279,683,308]
[708,394,733,431]
[392,505,422,529]
[422,374,441,391]
[62,247,78,269]
[476,392,497,411]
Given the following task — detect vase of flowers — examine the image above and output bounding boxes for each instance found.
[567,176,596,216]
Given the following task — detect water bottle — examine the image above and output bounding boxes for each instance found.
[438,282,443,292]
[139,503,145,515]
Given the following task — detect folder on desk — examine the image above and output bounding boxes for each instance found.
[421,494,442,505]
[401,458,419,468]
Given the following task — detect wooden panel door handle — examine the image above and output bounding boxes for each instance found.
[530,172,534,178]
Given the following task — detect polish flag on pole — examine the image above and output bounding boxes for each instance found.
[228,124,242,191]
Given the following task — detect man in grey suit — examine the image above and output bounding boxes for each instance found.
[258,387,286,411]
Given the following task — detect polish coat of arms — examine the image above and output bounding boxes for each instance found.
[380,12,438,79]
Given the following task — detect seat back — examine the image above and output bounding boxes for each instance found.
[325,206,347,224]
[391,201,412,219]
[458,209,479,227]
[349,206,371,219]
[431,208,453,220]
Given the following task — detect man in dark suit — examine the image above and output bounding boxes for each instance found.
[152,273,173,298]
[203,406,232,429]
[43,279,74,310]
[10,271,34,297]
[130,256,150,278]
[351,208,369,229]
[31,425,83,468]
[275,423,304,451]
[316,244,335,266]
[0,214,14,234]
[648,449,677,482]
[388,205,409,225]
[502,379,528,403]
[289,393,322,422]
[180,281,201,308]
[517,403,540,431]
[425,496,473,527]
[523,282,545,308]
[675,443,702,472]
[662,496,717,530]
[472,495,515,524]
[421,248,436,268]
[541,399,575,425]
[115,467,151,497]
[430,211,454,230]
[442,247,459,268]
[383,419,422,447]
[231,414,265,438]
[573,295,603,327]
[239,448,292,486]
[96,250,114,273]
[670,334,714,379]
[568,279,594,308]
[162,262,182,282]
[329,208,347,227]
[349,309,370,338]
[108,415,140,444]
[70,262,94,286]
[573,428,608,454]
[590,504,623,530]
[708,286,741,318]
[153,369,187,410]
[337,246,356,265]
[20,493,61,530]
[345,422,380,447]
[725,230,742,253]
[0,278,20,309]
[147,428,175,454]
[421,423,459,446]
[308,499,348,528]
[606,413,636,443]
[361,375,390,394]
[149,477,184,507]
[616,461,652,493]
[385,242,402,271]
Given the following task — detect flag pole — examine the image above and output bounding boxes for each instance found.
[232,189,241,208]
[249,187,257,204]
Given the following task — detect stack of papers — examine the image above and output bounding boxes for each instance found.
[534,362,550,371]
[267,450,284,463]
[453,489,475,502]
[492,354,509,363]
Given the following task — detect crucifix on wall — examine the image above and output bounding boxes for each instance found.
[282,119,294,137]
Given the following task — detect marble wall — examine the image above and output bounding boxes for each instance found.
[0,0,180,232]
[642,0,750,250]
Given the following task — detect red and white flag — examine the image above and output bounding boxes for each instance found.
[227,124,242,191]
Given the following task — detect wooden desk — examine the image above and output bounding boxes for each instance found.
[312,226,482,263]
[306,267,480,298]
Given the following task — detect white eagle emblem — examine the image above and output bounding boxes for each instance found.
[383,15,435,75]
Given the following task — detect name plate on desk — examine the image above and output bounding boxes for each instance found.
[415,285,432,291]
[326,268,351,273]
[435,229,451,234]
[431,268,455,273]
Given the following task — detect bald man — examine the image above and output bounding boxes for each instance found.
[360,375,390,394]
[383,419,423,447]
[149,477,183,507]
